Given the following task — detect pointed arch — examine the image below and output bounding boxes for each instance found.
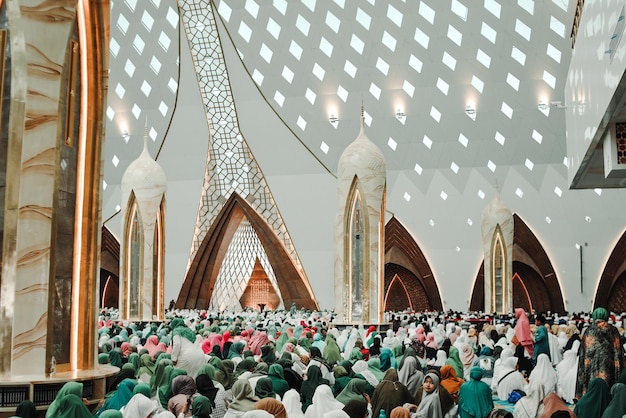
[594,229,626,311]
[512,273,532,312]
[490,225,509,313]
[470,214,565,313]
[384,274,413,312]
[384,216,443,311]
[177,192,318,310]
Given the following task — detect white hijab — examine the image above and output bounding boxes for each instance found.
[495,357,527,401]
[513,380,545,418]
[556,349,578,403]
[528,353,557,396]
[304,385,345,418]
[122,394,157,418]
[282,389,306,418]
[353,360,379,387]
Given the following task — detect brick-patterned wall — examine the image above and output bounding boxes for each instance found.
[384,263,434,311]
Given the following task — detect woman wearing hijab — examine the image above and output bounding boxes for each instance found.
[304,384,345,418]
[576,307,624,399]
[55,394,93,418]
[367,357,386,382]
[398,347,424,397]
[340,399,369,418]
[539,392,575,418]
[459,343,476,380]
[255,397,288,418]
[300,364,330,412]
[138,353,156,383]
[150,358,174,396]
[191,395,213,418]
[439,365,464,403]
[602,382,626,418]
[458,367,493,418]
[171,320,206,379]
[495,356,527,401]
[254,377,277,400]
[514,308,534,357]
[528,353,557,396]
[513,380,544,418]
[14,400,36,418]
[323,333,343,366]
[445,346,464,380]
[574,377,610,418]
[158,368,187,408]
[122,393,156,418]
[224,379,259,418]
[95,378,137,417]
[415,372,443,418]
[267,363,289,398]
[371,368,415,418]
[336,378,369,405]
[46,381,84,418]
[352,360,379,387]
[282,388,305,418]
[216,359,237,391]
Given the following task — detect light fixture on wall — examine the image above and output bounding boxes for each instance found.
[122,130,130,143]
[329,114,339,127]
[395,109,406,123]
[538,100,549,110]
[465,105,475,115]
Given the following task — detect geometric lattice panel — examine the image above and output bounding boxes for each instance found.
[209,219,282,310]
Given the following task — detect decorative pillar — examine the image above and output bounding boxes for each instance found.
[120,128,167,321]
[482,192,514,314]
[335,111,386,324]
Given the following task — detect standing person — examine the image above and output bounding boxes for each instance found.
[575,307,625,399]
[532,314,550,363]
[514,308,534,358]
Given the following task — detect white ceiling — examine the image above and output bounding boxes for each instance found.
[102,0,626,311]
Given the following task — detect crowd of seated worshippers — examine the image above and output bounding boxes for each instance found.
[16,306,626,418]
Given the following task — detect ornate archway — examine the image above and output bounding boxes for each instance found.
[177,192,318,310]
[384,217,442,311]
[470,214,565,313]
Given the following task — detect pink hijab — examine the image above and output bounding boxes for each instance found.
[514,308,534,356]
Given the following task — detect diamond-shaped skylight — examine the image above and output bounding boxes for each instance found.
[158,101,168,116]
[267,17,281,39]
[518,0,534,15]
[112,155,120,167]
[478,189,486,199]
[133,34,145,54]
[297,115,306,131]
[115,83,126,99]
[403,192,411,202]
[369,83,381,100]
[515,19,531,41]
[387,4,402,27]
[259,43,273,63]
[282,66,294,83]
[476,49,491,68]
[245,0,259,18]
[484,0,501,18]
[448,25,462,46]
[238,21,252,42]
[320,37,333,57]
[501,102,513,119]
[320,141,329,154]
[543,70,556,89]
[124,59,136,77]
[430,106,441,123]
[273,0,287,15]
[158,32,171,51]
[436,78,449,95]
[356,8,371,30]
[382,31,397,51]
[525,158,534,171]
[550,16,565,38]
[117,13,130,34]
[326,11,340,33]
[312,63,325,80]
[409,55,423,73]
[414,27,430,48]
[532,130,543,144]
[451,162,459,174]
[546,43,562,63]
[471,75,484,93]
[506,73,520,91]
[344,60,357,78]
[302,0,315,12]
[442,52,456,71]
[217,1,231,21]
[403,80,415,97]
[337,85,348,102]
[495,131,505,145]
[252,69,264,85]
[305,88,316,104]
[511,47,526,65]
[296,15,310,36]
[150,56,162,74]
[388,137,397,151]
[423,135,432,149]
[440,191,448,200]
[451,0,468,21]
[274,91,285,107]
[106,106,115,121]
[376,57,390,76]
[419,2,435,24]
[458,133,468,147]
[515,188,524,198]
[166,7,178,28]
[140,80,151,97]
[289,41,302,60]
[487,160,496,172]
[141,10,154,30]
[481,22,497,43]
[414,163,423,175]
[110,37,121,58]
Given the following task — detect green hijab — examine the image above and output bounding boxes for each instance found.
[336,378,368,405]
[98,353,110,364]
[158,368,187,408]
[323,334,342,365]
[99,411,123,418]
[54,394,93,418]
[457,367,493,418]
[445,346,464,379]
[138,353,156,377]
[45,381,83,418]
[592,307,609,322]
[150,358,173,394]
[254,377,276,399]
[133,383,152,398]
[127,353,141,371]
[192,395,213,418]
[574,378,610,418]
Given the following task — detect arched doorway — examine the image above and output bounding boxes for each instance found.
[594,229,626,311]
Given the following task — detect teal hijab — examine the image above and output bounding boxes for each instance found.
[95,378,136,417]
[458,367,493,418]
[592,307,610,322]
[574,377,610,418]
[45,381,83,418]
[54,394,93,418]
[192,395,213,418]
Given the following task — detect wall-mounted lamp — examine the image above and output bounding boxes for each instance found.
[395,109,406,122]
[329,114,339,127]
[538,100,549,110]
[465,105,475,116]
[122,130,130,143]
